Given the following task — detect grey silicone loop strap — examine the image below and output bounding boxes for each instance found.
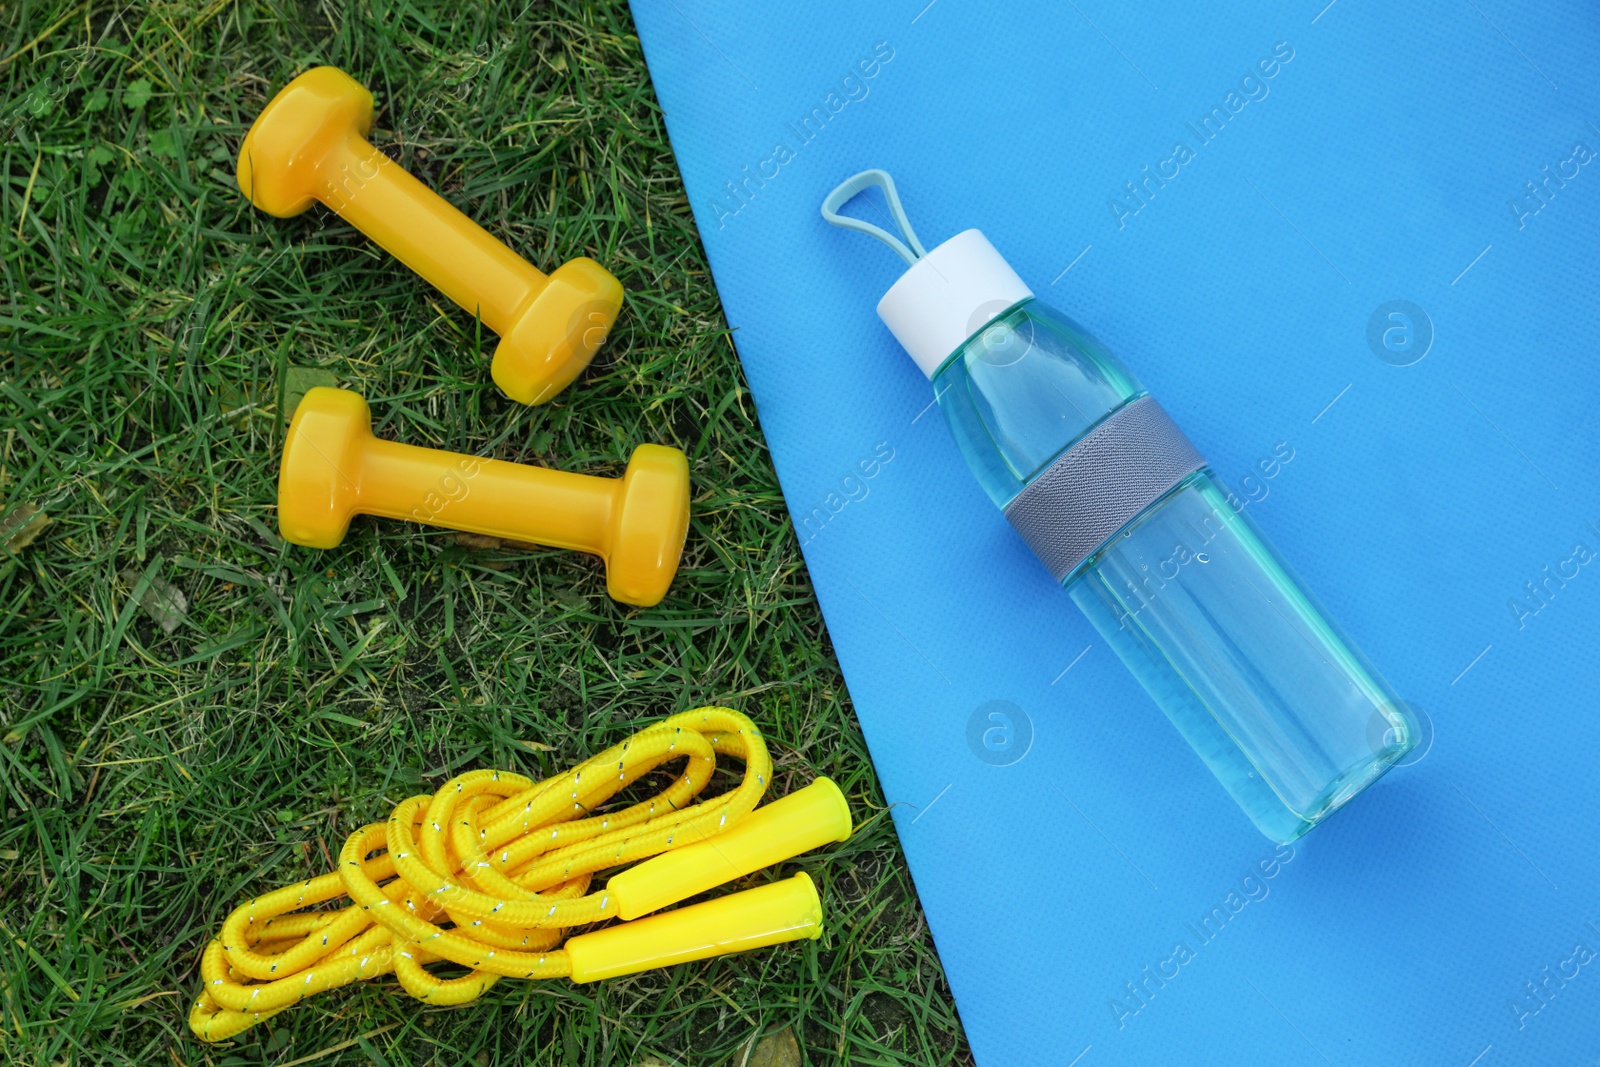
[1003,395,1206,582]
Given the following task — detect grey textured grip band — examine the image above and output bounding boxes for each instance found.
[1003,395,1206,582]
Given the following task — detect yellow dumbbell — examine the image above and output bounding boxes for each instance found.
[237,66,622,404]
[278,388,688,607]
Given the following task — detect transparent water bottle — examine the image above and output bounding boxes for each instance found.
[823,171,1413,842]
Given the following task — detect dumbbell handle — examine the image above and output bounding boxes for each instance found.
[315,131,545,336]
[356,438,614,552]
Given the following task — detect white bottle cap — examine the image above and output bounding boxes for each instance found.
[876,229,1034,378]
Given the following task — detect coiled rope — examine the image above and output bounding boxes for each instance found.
[189,706,771,1042]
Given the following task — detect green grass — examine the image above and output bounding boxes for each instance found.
[0,3,969,1063]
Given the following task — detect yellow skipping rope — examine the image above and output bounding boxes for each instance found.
[190,706,853,1042]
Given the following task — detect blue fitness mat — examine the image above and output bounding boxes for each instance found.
[628,3,1600,1064]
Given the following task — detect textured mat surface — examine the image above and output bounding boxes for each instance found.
[629,2,1600,1063]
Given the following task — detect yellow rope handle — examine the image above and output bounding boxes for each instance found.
[189,706,771,1042]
